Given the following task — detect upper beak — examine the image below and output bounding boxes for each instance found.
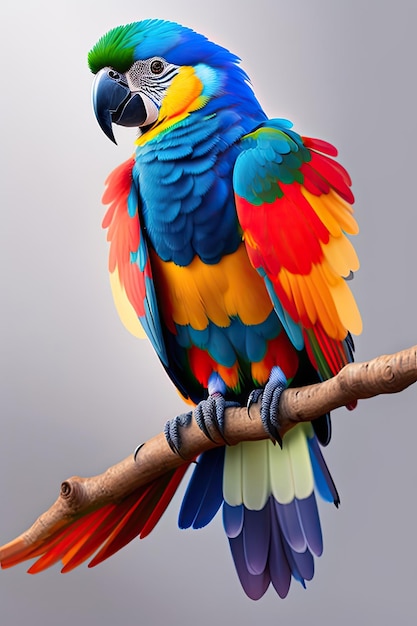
[92,68,148,144]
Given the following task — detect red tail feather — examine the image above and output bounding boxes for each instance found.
[2,466,190,574]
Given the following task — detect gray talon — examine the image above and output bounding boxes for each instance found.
[247,388,263,415]
[194,393,225,441]
[133,442,145,461]
[164,411,193,455]
[256,366,288,446]
[194,395,239,444]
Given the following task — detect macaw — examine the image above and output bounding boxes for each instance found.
[2,20,362,599]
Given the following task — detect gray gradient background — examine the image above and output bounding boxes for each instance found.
[1,1,416,624]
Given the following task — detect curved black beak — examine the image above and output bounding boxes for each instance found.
[92,68,147,144]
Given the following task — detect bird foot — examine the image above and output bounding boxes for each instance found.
[164,396,240,456]
[164,374,239,455]
[247,366,287,446]
[194,394,240,445]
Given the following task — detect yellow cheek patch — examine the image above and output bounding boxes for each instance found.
[151,244,274,331]
[160,66,208,117]
[136,67,209,146]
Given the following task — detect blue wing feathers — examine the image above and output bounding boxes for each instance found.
[264,277,304,350]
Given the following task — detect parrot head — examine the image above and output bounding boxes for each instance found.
[88,20,249,143]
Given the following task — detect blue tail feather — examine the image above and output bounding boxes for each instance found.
[274,499,307,554]
[308,436,340,506]
[296,493,323,557]
[178,447,224,529]
[228,532,271,600]
[242,505,270,576]
[269,501,292,598]
[223,503,244,538]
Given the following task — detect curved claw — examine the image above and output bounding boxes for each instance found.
[133,442,145,462]
[258,366,288,446]
[164,411,193,456]
[247,388,263,415]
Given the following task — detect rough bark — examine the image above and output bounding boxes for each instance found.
[1,345,416,566]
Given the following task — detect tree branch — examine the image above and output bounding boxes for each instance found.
[1,345,416,567]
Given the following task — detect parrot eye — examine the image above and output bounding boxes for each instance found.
[150,59,165,75]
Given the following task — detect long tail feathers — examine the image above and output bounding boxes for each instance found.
[180,426,338,600]
[225,494,321,600]
[0,465,190,573]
